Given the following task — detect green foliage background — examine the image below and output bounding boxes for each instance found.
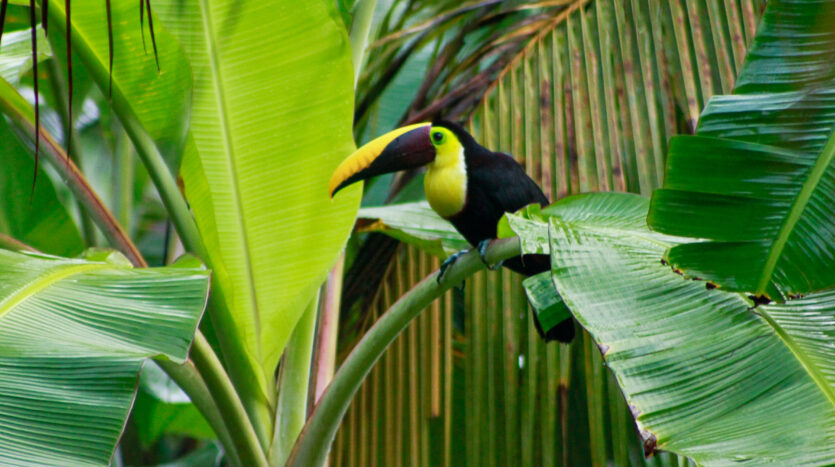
[334,1,768,465]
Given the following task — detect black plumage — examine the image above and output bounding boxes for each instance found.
[439,121,575,343]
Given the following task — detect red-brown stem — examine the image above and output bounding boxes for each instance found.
[26,120,147,267]
[313,254,345,405]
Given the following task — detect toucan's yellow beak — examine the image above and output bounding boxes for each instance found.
[329,123,434,197]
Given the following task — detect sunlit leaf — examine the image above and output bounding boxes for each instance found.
[45,0,192,170]
[155,1,359,402]
[0,27,50,85]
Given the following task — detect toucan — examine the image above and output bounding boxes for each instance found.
[330,120,575,343]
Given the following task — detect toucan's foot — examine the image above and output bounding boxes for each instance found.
[438,249,469,284]
[477,239,504,270]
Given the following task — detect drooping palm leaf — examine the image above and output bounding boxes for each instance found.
[0,249,209,466]
[512,192,835,465]
[44,0,192,170]
[648,0,835,298]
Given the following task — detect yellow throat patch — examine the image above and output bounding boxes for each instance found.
[424,127,467,218]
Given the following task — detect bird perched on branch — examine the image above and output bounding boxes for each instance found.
[329,120,574,343]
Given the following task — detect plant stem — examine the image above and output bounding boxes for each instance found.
[271,294,319,465]
[45,57,98,245]
[156,358,242,467]
[286,238,522,467]
[349,0,379,86]
[0,233,38,252]
[113,129,134,234]
[312,254,344,404]
[190,332,269,467]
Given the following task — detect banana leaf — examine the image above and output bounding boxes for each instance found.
[647,0,835,299]
[155,0,359,417]
[0,249,209,466]
[512,192,835,465]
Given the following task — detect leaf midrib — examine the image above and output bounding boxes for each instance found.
[0,262,110,320]
[757,309,835,408]
[198,0,262,355]
[757,126,835,295]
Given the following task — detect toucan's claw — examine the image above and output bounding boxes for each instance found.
[477,239,504,270]
[438,249,469,284]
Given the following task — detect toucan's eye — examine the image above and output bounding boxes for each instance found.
[432,131,445,144]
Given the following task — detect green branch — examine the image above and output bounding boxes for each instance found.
[155,358,242,467]
[286,238,522,467]
[271,295,319,465]
[45,57,98,245]
[190,333,269,467]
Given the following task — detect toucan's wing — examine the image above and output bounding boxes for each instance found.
[449,150,548,245]
[468,151,550,212]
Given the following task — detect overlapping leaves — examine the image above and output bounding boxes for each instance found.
[510,192,835,465]
[648,0,835,299]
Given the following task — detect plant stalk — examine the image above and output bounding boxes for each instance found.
[313,254,344,404]
[190,333,269,467]
[271,294,319,465]
[0,233,38,252]
[286,238,522,467]
[0,78,146,267]
[156,358,242,467]
[349,0,379,86]
[113,128,134,234]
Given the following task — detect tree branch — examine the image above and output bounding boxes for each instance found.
[287,238,522,467]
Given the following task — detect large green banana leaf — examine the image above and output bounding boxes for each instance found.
[511,192,835,465]
[0,249,209,466]
[155,1,360,404]
[647,0,835,298]
[0,116,83,256]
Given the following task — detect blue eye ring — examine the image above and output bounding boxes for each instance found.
[432,131,445,144]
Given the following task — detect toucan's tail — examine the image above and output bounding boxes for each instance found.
[503,253,576,343]
[533,314,575,343]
